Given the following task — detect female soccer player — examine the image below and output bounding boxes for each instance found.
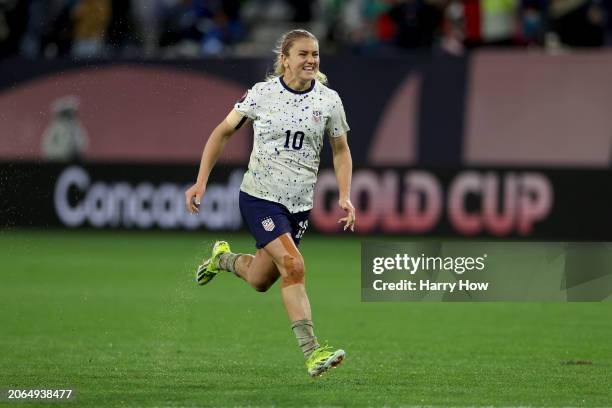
[185,29,354,377]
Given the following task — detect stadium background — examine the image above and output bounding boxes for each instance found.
[1,1,611,407]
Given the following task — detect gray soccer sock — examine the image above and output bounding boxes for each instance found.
[218,252,242,274]
[291,319,320,358]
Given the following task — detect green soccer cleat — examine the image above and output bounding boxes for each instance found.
[195,241,231,286]
[306,345,345,377]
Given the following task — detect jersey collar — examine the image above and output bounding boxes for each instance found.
[279,76,315,95]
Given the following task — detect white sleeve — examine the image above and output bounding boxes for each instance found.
[234,84,260,120]
[325,92,350,138]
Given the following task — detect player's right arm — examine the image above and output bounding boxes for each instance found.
[185,109,249,214]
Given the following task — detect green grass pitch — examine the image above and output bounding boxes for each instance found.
[1,230,611,407]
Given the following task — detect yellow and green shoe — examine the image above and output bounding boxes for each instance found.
[306,345,345,377]
[195,241,231,286]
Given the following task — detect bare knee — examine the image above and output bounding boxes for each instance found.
[281,254,305,287]
[250,272,279,292]
[253,280,274,292]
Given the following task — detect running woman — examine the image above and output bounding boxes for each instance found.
[185,29,354,377]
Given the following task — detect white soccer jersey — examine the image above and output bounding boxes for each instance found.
[234,76,350,213]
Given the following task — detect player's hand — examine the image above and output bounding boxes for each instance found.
[185,183,205,214]
[337,198,355,231]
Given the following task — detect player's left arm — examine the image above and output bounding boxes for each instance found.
[330,134,355,231]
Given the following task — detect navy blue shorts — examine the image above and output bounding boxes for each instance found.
[239,191,310,249]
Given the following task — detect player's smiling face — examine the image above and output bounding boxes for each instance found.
[283,38,319,84]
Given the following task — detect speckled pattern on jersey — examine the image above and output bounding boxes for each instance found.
[234,77,350,213]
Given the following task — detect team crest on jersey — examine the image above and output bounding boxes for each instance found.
[261,217,275,232]
[312,110,321,123]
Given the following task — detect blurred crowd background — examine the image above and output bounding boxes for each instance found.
[1,0,611,59]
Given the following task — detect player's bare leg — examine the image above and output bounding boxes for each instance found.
[198,243,278,289]
[263,233,345,376]
[231,250,280,292]
[199,236,344,376]
[262,233,312,321]
[207,236,307,317]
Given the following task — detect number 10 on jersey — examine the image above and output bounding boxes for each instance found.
[284,130,305,150]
